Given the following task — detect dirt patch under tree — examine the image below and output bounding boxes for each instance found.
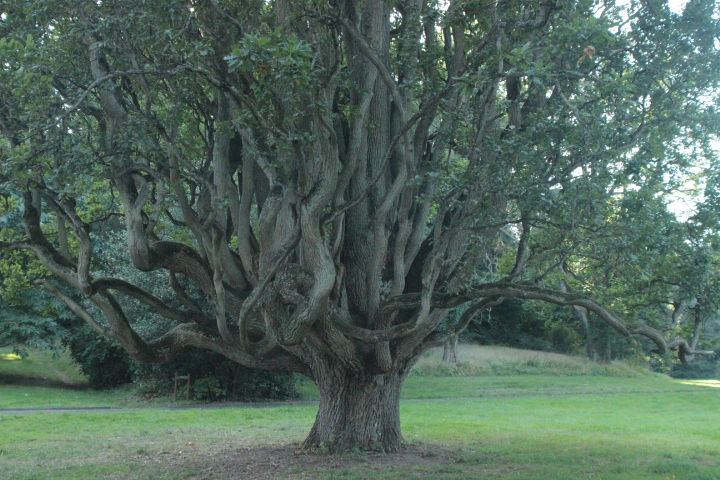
[160,443,457,479]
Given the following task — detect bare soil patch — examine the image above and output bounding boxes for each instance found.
[174,443,456,479]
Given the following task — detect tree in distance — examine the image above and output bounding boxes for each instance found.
[1,0,719,452]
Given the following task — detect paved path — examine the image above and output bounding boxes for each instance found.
[0,399,319,415]
[0,389,714,415]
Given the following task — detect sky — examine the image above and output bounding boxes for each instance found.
[667,0,687,13]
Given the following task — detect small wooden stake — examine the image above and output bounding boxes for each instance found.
[174,373,191,401]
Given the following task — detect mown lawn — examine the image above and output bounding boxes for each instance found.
[298,373,714,401]
[1,380,719,479]
[3,373,710,409]
[2,345,719,479]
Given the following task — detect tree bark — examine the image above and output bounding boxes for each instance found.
[303,368,404,453]
[442,334,458,366]
[572,305,599,363]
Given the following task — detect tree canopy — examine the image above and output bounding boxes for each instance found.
[1,0,719,451]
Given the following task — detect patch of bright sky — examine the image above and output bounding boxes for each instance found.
[666,141,720,220]
[667,0,687,13]
[650,1,719,220]
[663,0,719,221]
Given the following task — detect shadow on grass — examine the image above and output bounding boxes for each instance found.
[0,374,90,390]
[176,443,457,480]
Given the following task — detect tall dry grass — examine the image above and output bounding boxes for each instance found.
[409,344,653,377]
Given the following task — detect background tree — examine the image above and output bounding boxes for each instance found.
[1,0,719,452]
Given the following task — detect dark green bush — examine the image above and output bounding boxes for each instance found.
[63,322,298,399]
[63,324,133,389]
[463,299,644,362]
[464,299,557,352]
[669,354,719,379]
[132,348,298,401]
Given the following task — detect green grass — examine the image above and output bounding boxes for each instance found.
[0,347,201,409]
[0,384,130,408]
[2,344,719,479]
[2,344,711,408]
[0,346,87,386]
[410,344,654,377]
[297,344,683,401]
[4,370,714,410]
[397,392,720,480]
[0,406,316,479]
[400,374,713,399]
[1,387,718,479]
[296,374,713,402]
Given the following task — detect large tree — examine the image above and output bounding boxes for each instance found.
[1,0,719,451]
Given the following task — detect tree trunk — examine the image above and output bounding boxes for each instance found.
[442,334,458,366]
[572,305,599,363]
[302,368,404,453]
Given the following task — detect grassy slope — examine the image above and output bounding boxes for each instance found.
[0,346,87,385]
[0,347,197,408]
[410,344,654,377]
[294,374,710,401]
[297,344,695,401]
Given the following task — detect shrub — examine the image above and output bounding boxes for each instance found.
[131,348,298,401]
[669,354,719,379]
[63,324,133,389]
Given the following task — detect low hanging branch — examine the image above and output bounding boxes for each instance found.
[381,282,714,362]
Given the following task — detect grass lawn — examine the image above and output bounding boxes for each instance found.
[2,344,719,479]
[0,347,193,409]
[296,374,713,401]
[0,346,87,386]
[1,386,719,479]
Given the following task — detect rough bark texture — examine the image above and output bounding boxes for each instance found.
[304,368,405,452]
[443,335,459,366]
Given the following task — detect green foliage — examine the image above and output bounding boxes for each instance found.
[57,315,300,398]
[225,26,314,85]
[0,307,65,358]
[132,348,298,402]
[63,324,133,390]
[0,285,69,357]
[464,299,583,354]
[0,243,50,303]
[669,354,719,379]
[465,299,551,352]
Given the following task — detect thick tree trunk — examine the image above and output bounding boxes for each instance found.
[302,368,404,453]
